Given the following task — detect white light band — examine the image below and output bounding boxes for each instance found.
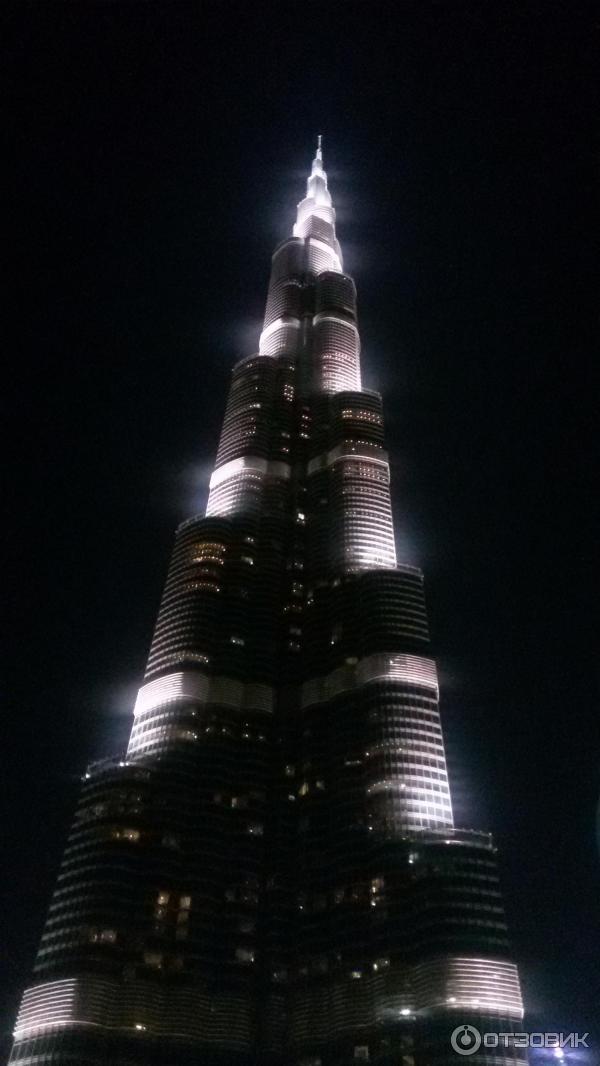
[132,671,274,719]
[302,653,439,708]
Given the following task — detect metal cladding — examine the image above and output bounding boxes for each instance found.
[10,141,525,1066]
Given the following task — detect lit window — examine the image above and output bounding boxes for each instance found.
[157,891,170,906]
[235,947,255,963]
[373,957,390,971]
[112,827,140,843]
[144,952,163,968]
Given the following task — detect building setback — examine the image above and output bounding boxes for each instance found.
[10,141,526,1066]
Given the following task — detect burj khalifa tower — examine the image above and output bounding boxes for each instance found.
[11,140,526,1066]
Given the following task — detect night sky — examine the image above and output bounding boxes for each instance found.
[3,1,599,1057]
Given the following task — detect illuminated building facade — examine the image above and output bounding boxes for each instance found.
[10,140,526,1066]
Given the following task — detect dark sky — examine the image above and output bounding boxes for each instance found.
[3,0,599,1056]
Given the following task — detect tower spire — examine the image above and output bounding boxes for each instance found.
[292,133,340,260]
[312,133,323,172]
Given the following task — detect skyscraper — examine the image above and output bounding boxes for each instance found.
[10,140,526,1066]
